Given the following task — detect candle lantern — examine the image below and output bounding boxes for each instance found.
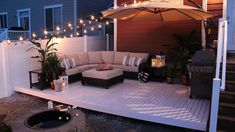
[151,54,165,68]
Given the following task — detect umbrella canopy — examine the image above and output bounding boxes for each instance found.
[102,0,215,21]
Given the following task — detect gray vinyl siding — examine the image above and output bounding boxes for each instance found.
[0,0,113,36]
[0,0,74,35]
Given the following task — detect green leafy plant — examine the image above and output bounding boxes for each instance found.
[28,36,59,73]
[172,30,201,75]
[46,53,62,80]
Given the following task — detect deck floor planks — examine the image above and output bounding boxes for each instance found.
[14,79,210,131]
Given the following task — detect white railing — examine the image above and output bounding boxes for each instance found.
[0,30,31,41]
[209,18,228,132]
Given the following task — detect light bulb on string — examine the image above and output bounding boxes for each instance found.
[77,25,80,29]
[83,24,86,27]
[68,23,72,27]
[134,0,137,4]
[7,39,11,45]
[32,33,36,38]
[19,36,23,41]
[95,19,98,22]
[79,19,84,24]
[76,32,80,36]
[64,29,67,32]
[44,30,48,35]
[70,34,73,38]
[98,24,102,29]
[91,27,94,31]
[84,30,87,34]
[56,26,60,31]
[89,21,92,24]
[91,15,95,20]
[106,21,109,25]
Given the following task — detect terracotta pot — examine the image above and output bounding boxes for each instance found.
[166,77,173,84]
[181,75,189,86]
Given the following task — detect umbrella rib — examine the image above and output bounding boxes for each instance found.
[173,9,197,20]
[159,8,164,21]
[128,9,145,21]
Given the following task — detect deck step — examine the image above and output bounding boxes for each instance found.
[219,102,235,109]
[217,116,235,131]
[219,107,235,118]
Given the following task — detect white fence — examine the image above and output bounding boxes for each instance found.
[0,35,110,98]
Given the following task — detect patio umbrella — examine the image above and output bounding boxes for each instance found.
[102,0,215,21]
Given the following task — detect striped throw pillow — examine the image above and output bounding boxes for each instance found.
[128,57,136,66]
[62,58,71,70]
[135,57,142,66]
[122,55,129,66]
[69,58,76,68]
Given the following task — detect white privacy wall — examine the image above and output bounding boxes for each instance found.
[0,36,108,98]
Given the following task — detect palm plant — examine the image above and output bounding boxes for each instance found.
[28,36,59,73]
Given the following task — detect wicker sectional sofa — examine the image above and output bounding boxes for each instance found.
[62,51,150,83]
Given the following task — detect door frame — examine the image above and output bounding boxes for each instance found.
[17,8,31,33]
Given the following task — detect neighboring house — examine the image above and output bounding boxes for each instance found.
[0,0,113,40]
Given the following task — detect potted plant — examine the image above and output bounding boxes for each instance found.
[172,30,201,85]
[28,36,60,87]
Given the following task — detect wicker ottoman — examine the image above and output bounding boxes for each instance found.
[81,68,124,89]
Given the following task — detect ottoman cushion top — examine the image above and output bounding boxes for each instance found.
[82,68,123,80]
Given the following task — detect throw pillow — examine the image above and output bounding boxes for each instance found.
[69,58,76,68]
[62,59,71,70]
[122,55,129,66]
[128,57,136,66]
[135,57,142,66]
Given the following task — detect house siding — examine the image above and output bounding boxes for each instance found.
[116,0,223,59]
[0,0,113,36]
[0,0,73,35]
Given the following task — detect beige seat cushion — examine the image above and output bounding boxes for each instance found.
[76,52,89,65]
[113,52,129,65]
[129,52,149,63]
[102,51,114,63]
[82,68,123,80]
[88,51,102,64]
[65,65,95,76]
[112,65,139,72]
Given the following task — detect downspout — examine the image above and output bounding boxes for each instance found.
[74,0,77,35]
[114,0,117,51]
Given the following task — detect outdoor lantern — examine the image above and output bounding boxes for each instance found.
[151,55,166,68]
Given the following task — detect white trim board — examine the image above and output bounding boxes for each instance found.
[15,80,210,131]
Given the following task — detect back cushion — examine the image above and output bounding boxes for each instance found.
[65,54,80,66]
[129,52,149,63]
[102,51,114,63]
[114,52,129,65]
[76,52,89,65]
[88,51,102,64]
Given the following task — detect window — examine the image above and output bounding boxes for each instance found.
[44,5,62,31]
[17,9,30,30]
[0,12,7,29]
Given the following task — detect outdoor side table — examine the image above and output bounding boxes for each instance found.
[29,69,47,90]
[150,66,167,82]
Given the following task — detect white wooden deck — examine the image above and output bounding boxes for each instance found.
[15,79,210,131]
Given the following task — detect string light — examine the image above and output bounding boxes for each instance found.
[89,21,92,24]
[32,33,36,38]
[106,21,109,25]
[56,26,60,31]
[134,0,137,4]
[95,19,98,22]
[68,23,72,27]
[91,15,95,20]
[7,39,11,44]
[77,25,80,28]
[84,30,87,34]
[91,27,94,31]
[70,34,73,38]
[79,19,84,24]
[44,30,48,35]
[19,36,23,41]
[63,29,67,32]
[98,24,102,29]
[124,4,127,7]
[83,24,86,26]
[76,32,80,36]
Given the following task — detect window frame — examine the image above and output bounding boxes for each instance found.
[44,4,63,32]
[17,8,31,31]
[0,12,8,29]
